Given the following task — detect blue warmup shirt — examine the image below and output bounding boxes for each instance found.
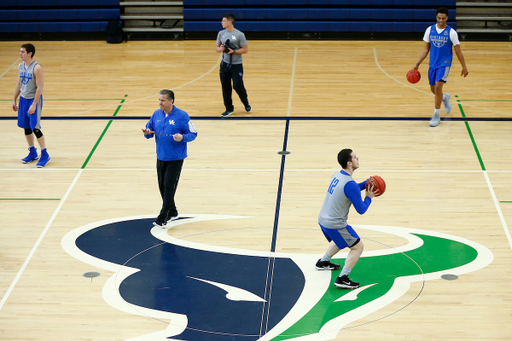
[145,106,197,161]
[318,170,371,229]
[429,24,453,69]
[344,176,371,215]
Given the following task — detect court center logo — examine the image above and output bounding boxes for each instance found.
[62,215,493,341]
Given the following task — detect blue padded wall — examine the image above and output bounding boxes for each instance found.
[0,0,120,33]
[183,0,457,33]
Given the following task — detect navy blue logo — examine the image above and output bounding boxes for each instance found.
[62,215,492,340]
[63,215,305,340]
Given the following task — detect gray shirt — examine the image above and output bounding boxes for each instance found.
[19,61,41,99]
[318,171,354,229]
[216,28,247,64]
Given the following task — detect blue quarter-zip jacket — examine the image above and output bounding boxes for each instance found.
[144,106,197,161]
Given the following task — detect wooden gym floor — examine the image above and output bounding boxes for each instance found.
[0,40,511,340]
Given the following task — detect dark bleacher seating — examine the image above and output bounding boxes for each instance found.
[0,0,120,34]
[1,0,119,7]
[184,0,453,5]
[183,0,456,34]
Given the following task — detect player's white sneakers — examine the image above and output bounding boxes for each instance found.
[429,112,440,127]
[443,93,452,113]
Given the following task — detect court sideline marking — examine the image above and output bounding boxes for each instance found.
[260,46,297,335]
[82,95,127,168]
[0,169,83,311]
[0,96,127,312]
[261,48,298,335]
[260,119,291,339]
[0,57,20,80]
[458,100,512,250]
[373,48,431,96]
[0,58,226,309]
[1,168,511,173]
[286,48,298,117]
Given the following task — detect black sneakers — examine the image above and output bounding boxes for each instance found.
[245,104,252,113]
[153,220,167,229]
[221,110,234,118]
[166,215,179,223]
[315,259,341,271]
[335,275,360,289]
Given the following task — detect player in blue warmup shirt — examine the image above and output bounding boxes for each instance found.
[413,7,469,127]
[316,149,378,289]
[142,90,197,228]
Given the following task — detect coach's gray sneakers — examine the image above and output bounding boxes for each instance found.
[429,112,440,127]
[443,93,452,113]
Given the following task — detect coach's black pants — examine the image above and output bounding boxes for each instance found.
[220,61,249,111]
[156,159,183,223]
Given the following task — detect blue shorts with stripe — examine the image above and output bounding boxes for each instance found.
[18,96,43,130]
[428,66,451,85]
[319,224,360,250]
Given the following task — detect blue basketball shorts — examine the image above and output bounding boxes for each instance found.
[428,66,451,85]
[18,96,43,130]
[320,224,360,249]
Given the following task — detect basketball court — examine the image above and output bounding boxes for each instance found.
[0,40,511,340]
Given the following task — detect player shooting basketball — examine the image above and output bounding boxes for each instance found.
[315,149,380,289]
[412,7,469,127]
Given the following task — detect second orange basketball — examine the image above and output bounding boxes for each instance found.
[366,175,386,197]
[406,69,421,84]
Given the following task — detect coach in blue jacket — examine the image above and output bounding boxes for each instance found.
[142,89,197,228]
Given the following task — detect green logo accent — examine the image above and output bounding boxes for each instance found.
[272,229,489,340]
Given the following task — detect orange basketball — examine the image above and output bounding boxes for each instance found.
[406,69,421,84]
[365,175,386,197]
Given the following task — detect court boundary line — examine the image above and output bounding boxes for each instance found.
[261,118,291,338]
[1,168,511,173]
[483,171,512,250]
[286,48,298,118]
[0,98,124,101]
[0,96,128,312]
[458,100,512,251]
[81,95,127,169]
[2,116,512,121]
[0,169,84,312]
[372,47,432,96]
[0,57,20,80]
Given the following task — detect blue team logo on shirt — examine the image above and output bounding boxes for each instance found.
[20,72,32,85]
[431,35,449,48]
